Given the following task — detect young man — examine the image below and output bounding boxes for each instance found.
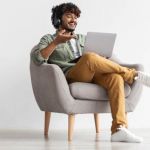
[32,2,150,142]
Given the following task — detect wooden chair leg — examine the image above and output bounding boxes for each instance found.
[68,114,75,141]
[44,111,51,136]
[94,113,100,133]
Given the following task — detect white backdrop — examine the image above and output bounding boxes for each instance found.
[0,0,150,130]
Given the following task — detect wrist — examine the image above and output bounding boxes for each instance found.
[53,38,60,46]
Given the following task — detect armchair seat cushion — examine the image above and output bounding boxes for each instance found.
[69,82,131,101]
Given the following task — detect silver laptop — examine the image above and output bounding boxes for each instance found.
[84,32,117,58]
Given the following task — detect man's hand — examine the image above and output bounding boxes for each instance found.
[53,29,76,45]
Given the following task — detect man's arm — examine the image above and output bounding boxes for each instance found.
[40,40,58,59]
[32,29,76,65]
[40,29,76,59]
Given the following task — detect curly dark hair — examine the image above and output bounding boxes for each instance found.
[51,2,81,29]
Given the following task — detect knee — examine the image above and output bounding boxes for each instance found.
[107,74,124,89]
[110,74,123,83]
[82,52,99,61]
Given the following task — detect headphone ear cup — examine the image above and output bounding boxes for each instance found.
[54,15,61,28]
[57,19,61,26]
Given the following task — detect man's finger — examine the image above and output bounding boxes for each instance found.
[64,34,76,39]
[59,29,66,34]
[71,34,77,39]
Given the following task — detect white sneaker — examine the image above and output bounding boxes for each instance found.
[111,127,143,143]
[134,71,150,87]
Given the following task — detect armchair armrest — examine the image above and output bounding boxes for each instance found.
[118,63,144,72]
[30,61,75,114]
[110,53,144,71]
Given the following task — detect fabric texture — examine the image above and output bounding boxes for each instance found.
[31,33,85,73]
[66,52,136,133]
[30,35,144,134]
[70,38,80,58]
[69,82,131,100]
[30,47,144,115]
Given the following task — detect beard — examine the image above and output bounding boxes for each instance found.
[64,28,75,32]
[61,22,76,32]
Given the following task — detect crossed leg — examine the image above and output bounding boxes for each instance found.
[92,73,128,133]
[66,52,136,133]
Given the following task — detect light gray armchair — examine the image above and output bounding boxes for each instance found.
[30,45,144,141]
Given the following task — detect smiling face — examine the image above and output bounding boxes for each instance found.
[60,12,78,32]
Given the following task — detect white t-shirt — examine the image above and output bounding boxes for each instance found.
[70,38,80,58]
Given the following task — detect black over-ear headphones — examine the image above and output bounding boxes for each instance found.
[53,13,61,28]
